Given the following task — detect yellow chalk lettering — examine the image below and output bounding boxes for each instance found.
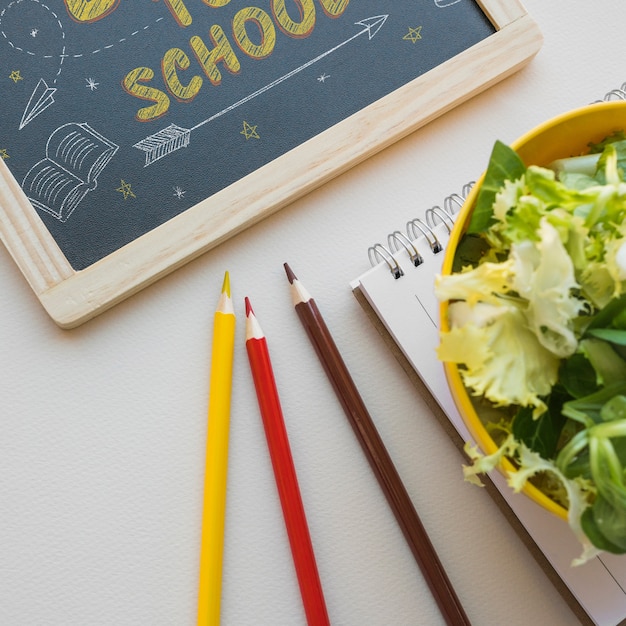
[232,8,276,59]
[317,0,349,17]
[271,0,315,37]
[160,0,193,27]
[122,67,171,122]
[190,25,241,85]
[162,48,203,101]
[63,0,119,22]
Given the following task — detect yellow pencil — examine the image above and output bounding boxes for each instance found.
[198,272,236,626]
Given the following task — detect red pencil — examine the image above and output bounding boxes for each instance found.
[244,297,330,626]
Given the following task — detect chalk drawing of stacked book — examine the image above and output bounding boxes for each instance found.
[22,122,118,222]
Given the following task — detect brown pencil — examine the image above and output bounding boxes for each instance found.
[284,263,471,626]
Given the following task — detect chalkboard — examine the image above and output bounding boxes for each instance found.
[0,0,541,327]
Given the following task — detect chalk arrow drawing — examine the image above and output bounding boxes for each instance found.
[134,14,389,166]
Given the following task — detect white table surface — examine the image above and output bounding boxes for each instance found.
[2,2,625,625]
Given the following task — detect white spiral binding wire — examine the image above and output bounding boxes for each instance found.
[368,243,404,279]
[368,80,626,279]
[367,183,474,277]
[593,82,626,103]
[425,206,454,232]
[407,217,444,253]
[387,230,423,267]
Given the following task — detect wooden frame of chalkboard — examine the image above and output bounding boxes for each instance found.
[0,0,541,328]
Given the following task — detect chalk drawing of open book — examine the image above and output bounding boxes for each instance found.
[22,122,118,222]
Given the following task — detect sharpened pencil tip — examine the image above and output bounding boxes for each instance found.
[283,263,296,284]
[284,264,312,306]
[216,271,234,315]
[221,271,231,298]
[244,297,264,340]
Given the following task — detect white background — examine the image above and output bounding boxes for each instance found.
[1,2,624,625]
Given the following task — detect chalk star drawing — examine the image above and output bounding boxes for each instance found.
[317,73,330,83]
[116,180,136,200]
[9,70,23,83]
[403,26,423,43]
[134,15,388,166]
[0,0,166,127]
[1,0,65,123]
[173,186,185,199]
[85,77,99,91]
[240,121,260,140]
[0,149,9,160]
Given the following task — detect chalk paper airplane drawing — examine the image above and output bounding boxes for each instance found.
[134,14,389,166]
[19,78,57,129]
[2,0,166,129]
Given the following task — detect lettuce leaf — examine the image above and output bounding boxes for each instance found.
[437,301,559,413]
[510,219,586,357]
[467,140,526,233]
[439,134,626,558]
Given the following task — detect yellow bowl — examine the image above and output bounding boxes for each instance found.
[441,101,626,520]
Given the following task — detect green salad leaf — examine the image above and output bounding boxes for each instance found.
[588,130,626,153]
[512,387,568,460]
[436,132,626,563]
[467,140,526,234]
[559,353,600,399]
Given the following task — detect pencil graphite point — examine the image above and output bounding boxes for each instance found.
[222,271,231,298]
[217,272,234,315]
[244,297,264,341]
[284,262,297,284]
[283,263,312,306]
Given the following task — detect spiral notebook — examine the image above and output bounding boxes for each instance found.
[350,86,626,626]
